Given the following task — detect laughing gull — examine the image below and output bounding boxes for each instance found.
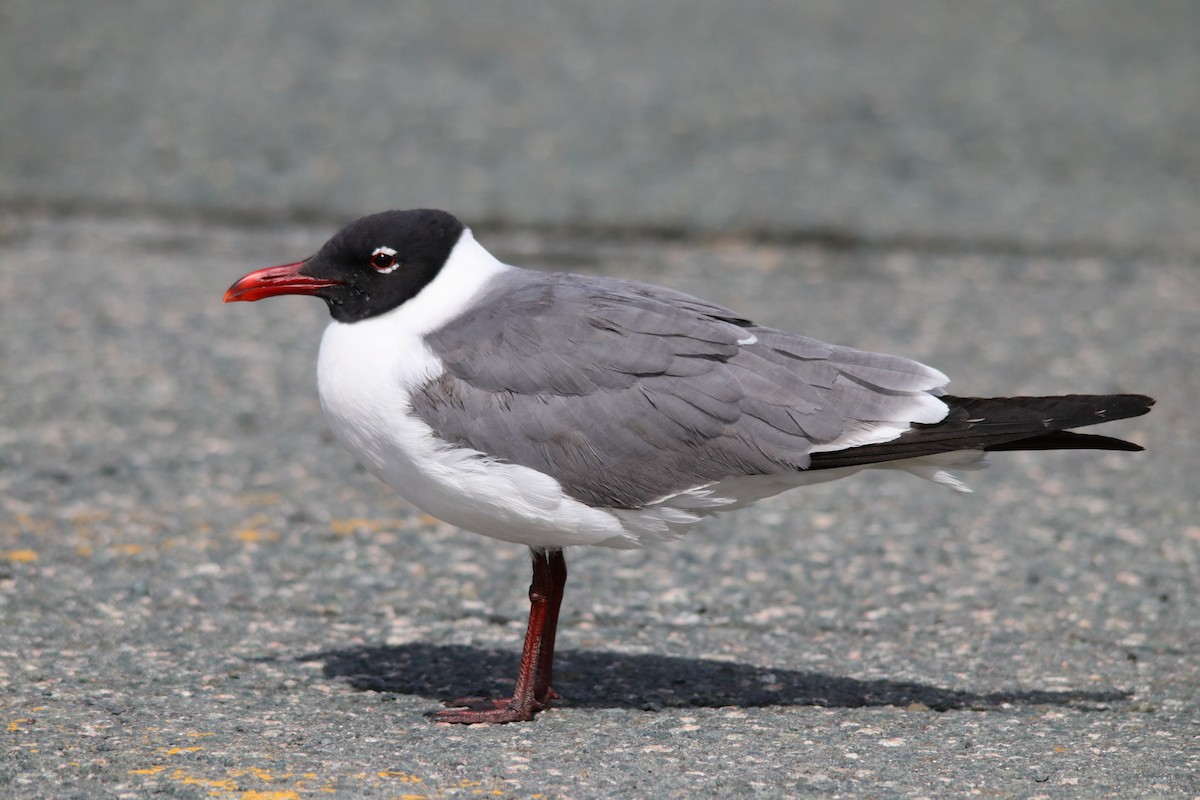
[225,208,1153,724]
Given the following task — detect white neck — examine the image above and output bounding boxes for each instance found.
[316,227,513,423]
[378,227,511,338]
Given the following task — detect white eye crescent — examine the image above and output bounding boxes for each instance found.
[370,246,400,274]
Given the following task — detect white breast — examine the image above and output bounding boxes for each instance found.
[315,230,654,549]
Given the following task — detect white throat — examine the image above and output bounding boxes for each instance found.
[374,227,511,339]
[315,226,513,472]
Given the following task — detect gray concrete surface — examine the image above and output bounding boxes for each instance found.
[2,216,1195,798]
[4,0,1200,253]
[2,1,1198,798]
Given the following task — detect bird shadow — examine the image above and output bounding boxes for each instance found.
[298,642,1130,712]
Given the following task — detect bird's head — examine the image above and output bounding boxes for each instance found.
[223,209,466,323]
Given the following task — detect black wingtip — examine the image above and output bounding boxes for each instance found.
[1105,393,1155,420]
[807,392,1153,469]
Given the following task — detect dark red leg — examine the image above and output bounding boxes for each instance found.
[428,548,568,724]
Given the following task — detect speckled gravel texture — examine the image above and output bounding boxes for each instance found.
[1,214,1195,798]
[4,1,1199,795]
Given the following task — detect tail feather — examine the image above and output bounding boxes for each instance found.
[808,394,1153,470]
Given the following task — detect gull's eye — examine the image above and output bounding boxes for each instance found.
[370,246,400,274]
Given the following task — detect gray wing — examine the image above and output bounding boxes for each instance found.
[412,269,948,509]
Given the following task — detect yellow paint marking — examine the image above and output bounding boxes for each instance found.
[293,775,338,795]
[236,529,280,543]
[235,766,283,782]
[379,771,424,783]
[126,759,519,799]
[171,769,237,790]
[237,491,286,506]
[114,543,146,556]
[4,550,38,563]
[163,746,204,755]
[185,731,216,738]
[15,514,52,534]
[128,765,167,775]
[329,518,389,536]
[70,510,110,524]
[7,718,33,731]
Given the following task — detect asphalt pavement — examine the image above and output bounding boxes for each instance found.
[2,2,1198,798]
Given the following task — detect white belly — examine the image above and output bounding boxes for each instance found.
[316,315,650,549]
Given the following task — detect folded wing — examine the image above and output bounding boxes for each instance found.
[412,270,955,509]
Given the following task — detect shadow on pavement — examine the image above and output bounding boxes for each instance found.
[301,643,1130,712]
